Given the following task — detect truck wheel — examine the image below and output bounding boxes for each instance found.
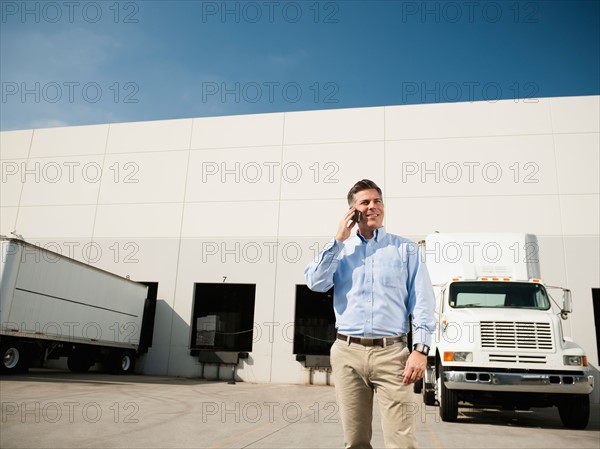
[1,341,29,373]
[439,367,458,422]
[67,349,94,373]
[422,364,436,406]
[413,378,423,394]
[423,382,436,406]
[558,394,590,429]
[107,350,136,374]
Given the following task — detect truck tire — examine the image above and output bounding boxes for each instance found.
[67,349,94,373]
[107,350,136,374]
[413,379,423,394]
[422,364,436,406]
[439,367,458,422]
[1,341,29,373]
[558,394,590,429]
[423,381,436,406]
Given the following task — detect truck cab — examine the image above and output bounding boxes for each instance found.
[420,233,594,429]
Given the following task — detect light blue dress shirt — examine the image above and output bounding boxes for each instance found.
[304,227,436,346]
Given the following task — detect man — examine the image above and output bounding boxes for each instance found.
[304,179,435,449]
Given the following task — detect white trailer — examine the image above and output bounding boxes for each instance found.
[0,237,151,374]
[418,233,594,429]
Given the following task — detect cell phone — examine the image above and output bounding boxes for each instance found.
[352,210,362,223]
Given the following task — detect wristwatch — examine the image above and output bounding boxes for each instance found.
[413,343,430,355]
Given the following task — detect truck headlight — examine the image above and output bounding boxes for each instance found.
[444,351,473,362]
[564,356,587,366]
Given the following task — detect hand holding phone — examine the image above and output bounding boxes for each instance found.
[338,209,360,241]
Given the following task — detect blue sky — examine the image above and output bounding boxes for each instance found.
[1,0,599,131]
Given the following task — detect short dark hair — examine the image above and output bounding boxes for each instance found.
[347,179,383,205]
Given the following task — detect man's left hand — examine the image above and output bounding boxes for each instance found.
[403,351,427,384]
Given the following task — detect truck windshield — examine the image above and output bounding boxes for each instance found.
[449,282,551,310]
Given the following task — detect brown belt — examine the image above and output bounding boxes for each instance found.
[336,332,406,347]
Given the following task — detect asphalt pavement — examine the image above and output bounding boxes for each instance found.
[1,370,599,448]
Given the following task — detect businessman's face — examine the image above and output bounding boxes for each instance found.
[352,189,384,231]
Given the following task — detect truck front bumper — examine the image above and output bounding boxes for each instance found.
[443,370,594,394]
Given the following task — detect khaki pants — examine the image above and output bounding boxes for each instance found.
[330,339,417,449]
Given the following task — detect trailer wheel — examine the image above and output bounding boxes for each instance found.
[439,367,458,422]
[0,341,29,373]
[67,349,94,373]
[558,394,590,429]
[107,350,136,374]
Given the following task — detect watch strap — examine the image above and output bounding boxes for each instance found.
[413,343,430,355]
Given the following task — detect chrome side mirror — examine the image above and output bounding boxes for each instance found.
[561,289,572,320]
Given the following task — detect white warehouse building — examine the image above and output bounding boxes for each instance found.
[1,95,598,401]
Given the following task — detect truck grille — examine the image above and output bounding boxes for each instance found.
[488,354,547,364]
[480,321,553,350]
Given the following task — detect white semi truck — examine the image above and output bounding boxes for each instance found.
[0,237,152,374]
[418,233,594,429]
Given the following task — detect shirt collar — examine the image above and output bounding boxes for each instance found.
[357,226,386,243]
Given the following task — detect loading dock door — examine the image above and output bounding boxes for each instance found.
[294,285,335,356]
[593,288,600,363]
[137,281,158,353]
[190,283,256,352]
